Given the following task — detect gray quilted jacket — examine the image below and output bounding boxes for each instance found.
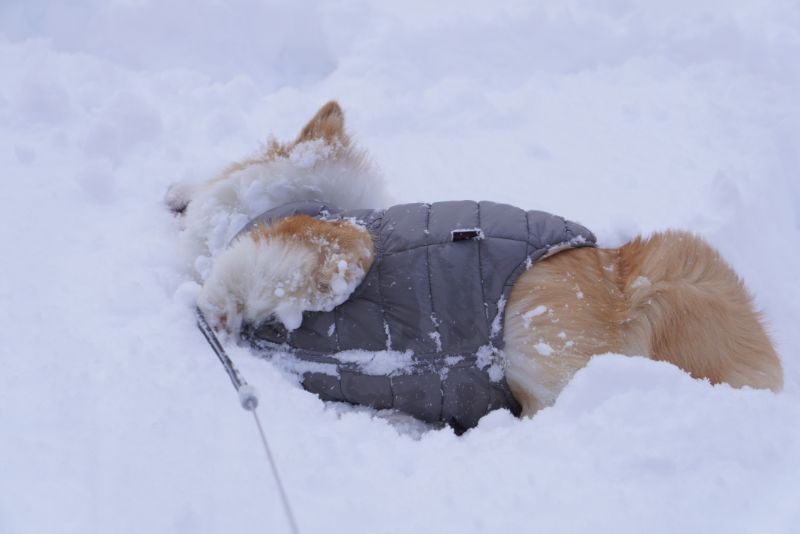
[240,200,595,432]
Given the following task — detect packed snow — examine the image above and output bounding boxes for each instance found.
[331,349,414,376]
[2,1,800,533]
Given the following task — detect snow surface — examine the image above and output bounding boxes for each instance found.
[2,1,800,533]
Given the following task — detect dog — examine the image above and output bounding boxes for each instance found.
[168,101,783,423]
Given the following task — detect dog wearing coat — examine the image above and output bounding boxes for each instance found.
[168,101,783,423]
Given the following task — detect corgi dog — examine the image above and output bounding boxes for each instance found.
[168,101,783,419]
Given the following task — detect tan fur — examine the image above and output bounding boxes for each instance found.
[250,214,375,291]
[215,101,354,184]
[294,100,349,145]
[203,213,375,334]
[504,230,783,416]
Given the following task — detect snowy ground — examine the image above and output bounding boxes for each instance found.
[2,1,800,533]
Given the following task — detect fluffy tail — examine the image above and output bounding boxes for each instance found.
[619,231,783,391]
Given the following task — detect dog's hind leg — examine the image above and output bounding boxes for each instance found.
[503,233,783,418]
[504,247,627,416]
[618,231,783,392]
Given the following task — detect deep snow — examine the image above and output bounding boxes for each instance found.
[2,1,799,533]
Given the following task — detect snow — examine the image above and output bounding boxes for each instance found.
[522,305,549,329]
[475,345,505,383]
[3,1,800,533]
[331,350,414,376]
[428,331,443,352]
[535,342,555,357]
[490,294,507,338]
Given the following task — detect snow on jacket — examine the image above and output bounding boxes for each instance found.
[239,200,596,432]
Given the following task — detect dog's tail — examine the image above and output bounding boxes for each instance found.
[619,230,783,391]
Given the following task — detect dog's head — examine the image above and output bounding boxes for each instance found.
[166,100,387,280]
[165,101,356,216]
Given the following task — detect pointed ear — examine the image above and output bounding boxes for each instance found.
[295,100,349,145]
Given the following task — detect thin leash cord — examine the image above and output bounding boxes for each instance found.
[251,407,301,534]
[195,307,301,534]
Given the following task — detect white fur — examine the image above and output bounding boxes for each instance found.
[178,138,387,280]
[198,236,313,333]
[198,229,370,335]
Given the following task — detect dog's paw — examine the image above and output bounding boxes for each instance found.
[196,293,241,337]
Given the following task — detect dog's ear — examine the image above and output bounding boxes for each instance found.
[295,100,349,146]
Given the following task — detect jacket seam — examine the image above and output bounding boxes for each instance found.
[332,307,341,352]
[424,204,445,422]
[424,204,441,349]
[561,215,573,242]
[475,203,491,334]
[374,213,391,350]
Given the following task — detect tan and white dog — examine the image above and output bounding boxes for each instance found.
[168,101,783,418]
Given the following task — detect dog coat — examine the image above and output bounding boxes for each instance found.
[239,200,596,432]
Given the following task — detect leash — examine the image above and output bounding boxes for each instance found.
[195,307,301,534]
